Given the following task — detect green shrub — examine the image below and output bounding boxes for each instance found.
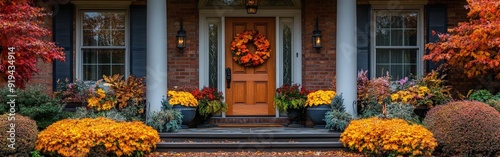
[381,103,420,124]
[0,114,38,157]
[486,99,500,113]
[147,110,182,133]
[0,86,70,130]
[358,101,382,118]
[325,94,352,131]
[424,101,500,156]
[469,89,499,102]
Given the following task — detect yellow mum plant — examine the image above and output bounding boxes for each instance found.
[87,88,117,111]
[340,117,437,157]
[167,90,198,107]
[391,85,432,108]
[305,90,336,107]
[36,117,160,157]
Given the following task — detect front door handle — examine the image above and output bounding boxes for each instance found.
[226,67,231,89]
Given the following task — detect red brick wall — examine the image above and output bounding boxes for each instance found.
[167,0,199,89]
[301,0,337,91]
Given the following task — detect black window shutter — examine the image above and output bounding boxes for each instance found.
[357,4,371,76]
[52,4,74,90]
[130,5,147,78]
[425,4,447,72]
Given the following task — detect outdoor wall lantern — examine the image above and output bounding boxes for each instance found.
[176,19,186,51]
[243,0,259,14]
[312,17,322,50]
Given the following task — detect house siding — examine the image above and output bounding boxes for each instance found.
[6,0,479,95]
[167,0,199,89]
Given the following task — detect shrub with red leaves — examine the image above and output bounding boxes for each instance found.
[424,101,500,156]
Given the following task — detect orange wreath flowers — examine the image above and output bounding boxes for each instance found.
[230,30,271,67]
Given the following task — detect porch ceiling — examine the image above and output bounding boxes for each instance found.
[198,0,301,9]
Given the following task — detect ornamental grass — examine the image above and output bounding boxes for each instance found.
[167,90,198,107]
[305,90,335,107]
[36,117,160,157]
[340,117,437,157]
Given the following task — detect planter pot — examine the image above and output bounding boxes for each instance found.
[172,105,197,129]
[286,108,304,128]
[306,105,331,128]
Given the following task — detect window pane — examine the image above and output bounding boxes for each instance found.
[83,65,97,80]
[376,29,390,46]
[111,50,125,63]
[404,12,418,28]
[404,65,417,77]
[83,30,98,46]
[390,30,403,46]
[83,49,97,63]
[98,50,111,63]
[376,11,391,28]
[403,49,417,63]
[112,65,125,76]
[404,30,417,46]
[391,65,403,79]
[98,65,111,78]
[112,30,126,46]
[208,23,218,88]
[376,49,418,78]
[391,15,403,28]
[98,30,111,46]
[376,49,390,63]
[82,11,126,46]
[376,65,390,77]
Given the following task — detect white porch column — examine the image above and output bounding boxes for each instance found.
[336,0,357,116]
[147,0,167,112]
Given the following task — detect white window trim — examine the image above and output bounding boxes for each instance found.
[370,5,425,78]
[75,4,130,81]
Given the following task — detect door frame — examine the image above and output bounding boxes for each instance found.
[198,9,302,117]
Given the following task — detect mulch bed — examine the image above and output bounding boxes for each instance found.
[148,150,366,157]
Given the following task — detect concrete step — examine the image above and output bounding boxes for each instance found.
[155,141,344,152]
[156,127,343,152]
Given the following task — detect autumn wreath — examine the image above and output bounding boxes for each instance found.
[230,30,271,67]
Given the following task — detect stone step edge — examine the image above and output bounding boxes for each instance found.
[157,141,344,148]
[159,133,341,138]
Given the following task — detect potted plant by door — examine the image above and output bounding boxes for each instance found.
[168,90,198,129]
[191,87,227,127]
[305,90,336,128]
[274,84,308,127]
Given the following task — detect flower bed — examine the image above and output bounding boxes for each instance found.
[341,117,437,156]
[36,117,160,156]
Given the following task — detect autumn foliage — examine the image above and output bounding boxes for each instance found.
[341,117,437,157]
[424,0,500,79]
[0,0,65,88]
[36,117,160,156]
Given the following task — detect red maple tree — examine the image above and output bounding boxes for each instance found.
[0,0,65,88]
[424,0,500,80]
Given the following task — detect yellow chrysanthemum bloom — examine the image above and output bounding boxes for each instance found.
[96,88,106,99]
[305,90,336,107]
[167,91,198,107]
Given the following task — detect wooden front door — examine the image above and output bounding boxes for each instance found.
[225,17,276,116]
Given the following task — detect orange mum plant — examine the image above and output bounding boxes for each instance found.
[340,117,437,157]
[36,117,160,157]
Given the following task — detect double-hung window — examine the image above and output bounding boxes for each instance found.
[372,9,422,79]
[80,10,127,81]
